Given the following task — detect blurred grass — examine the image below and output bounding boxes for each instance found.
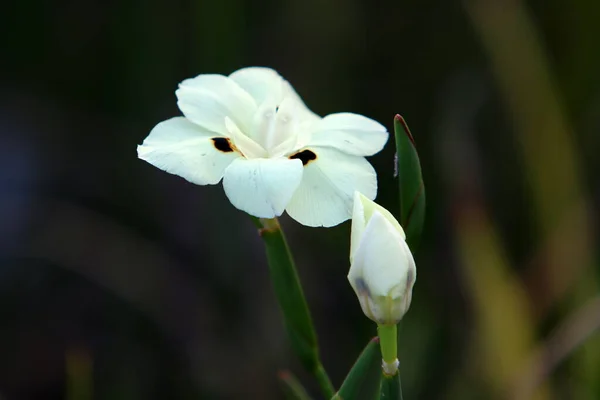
[462,0,599,397]
[66,346,92,400]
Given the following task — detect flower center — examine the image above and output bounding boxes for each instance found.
[223,97,302,160]
[253,97,299,157]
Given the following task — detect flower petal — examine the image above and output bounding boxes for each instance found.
[350,192,406,261]
[138,117,240,185]
[229,67,321,123]
[222,157,303,218]
[308,113,388,156]
[225,116,267,158]
[176,74,257,135]
[285,147,377,227]
[349,211,414,298]
[229,67,284,105]
[350,192,368,262]
[348,211,416,324]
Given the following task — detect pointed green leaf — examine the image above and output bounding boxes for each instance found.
[253,217,335,399]
[332,337,381,400]
[278,370,313,400]
[394,115,426,252]
[379,371,403,400]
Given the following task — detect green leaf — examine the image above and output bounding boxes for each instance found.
[332,337,382,400]
[253,217,335,399]
[379,371,403,400]
[278,370,313,400]
[394,114,426,252]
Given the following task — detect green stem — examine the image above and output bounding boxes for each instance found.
[377,324,398,364]
[253,217,334,399]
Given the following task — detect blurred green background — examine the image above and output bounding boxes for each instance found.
[1,0,599,398]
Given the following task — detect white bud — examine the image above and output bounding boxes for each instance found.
[347,192,416,325]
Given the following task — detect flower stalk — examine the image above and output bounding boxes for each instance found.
[377,324,398,375]
[252,217,334,398]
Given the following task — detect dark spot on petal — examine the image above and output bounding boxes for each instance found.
[355,278,371,297]
[406,268,415,291]
[289,149,317,166]
[211,137,234,153]
[275,105,279,112]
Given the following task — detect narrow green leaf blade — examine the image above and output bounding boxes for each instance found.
[254,217,334,398]
[379,371,403,400]
[332,337,381,400]
[394,114,426,252]
[278,370,313,400]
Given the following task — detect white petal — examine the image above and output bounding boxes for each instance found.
[138,117,240,185]
[308,113,388,156]
[229,67,321,123]
[350,192,405,261]
[224,117,267,158]
[350,211,413,298]
[229,67,284,105]
[176,74,257,135]
[350,192,368,262]
[222,157,303,218]
[285,147,377,227]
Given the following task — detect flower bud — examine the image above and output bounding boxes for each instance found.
[347,192,416,325]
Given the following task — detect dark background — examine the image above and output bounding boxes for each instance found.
[1,0,599,398]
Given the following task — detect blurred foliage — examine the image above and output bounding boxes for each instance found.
[0,0,599,399]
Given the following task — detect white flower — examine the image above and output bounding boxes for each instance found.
[137,67,388,227]
[348,192,416,325]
